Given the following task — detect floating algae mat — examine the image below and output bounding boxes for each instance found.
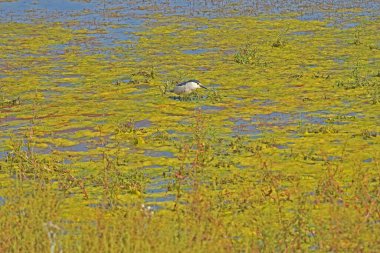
[0,0,379,252]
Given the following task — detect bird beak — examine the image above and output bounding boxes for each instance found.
[199,84,207,89]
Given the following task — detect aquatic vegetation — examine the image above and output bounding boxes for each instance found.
[0,0,379,252]
[0,96,20,108]
[159,80,173,96]
[272,27,289,48]
[234,43,267,66]
[234,43,259,65]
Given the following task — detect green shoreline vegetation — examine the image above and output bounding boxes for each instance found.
[0,5,379,252]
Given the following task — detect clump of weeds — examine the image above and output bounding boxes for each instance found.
[335,62,371,89]
[207,88,222,103]
[147,129,171,143]
[360,129,377,139]
[272,27,289,48]
[352,27,362,45]
[173,110,215,208]
[3,136,88,199]
[0,96,21,108]
[336,62,379,104]
[116,118,137,134]
[299,123,339,135]
[90,152,146,207]
[115,118,146,145]
[366,80,379,104]
[121,67,156,85]
[368,43,380,50]
[159,80,173,96]
[313,71,331,79]
[234,43,267,66]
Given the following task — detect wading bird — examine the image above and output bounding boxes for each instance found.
[172,80,207,95]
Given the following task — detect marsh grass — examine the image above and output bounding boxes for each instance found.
[207,88,222,103]
[1,113,380,252]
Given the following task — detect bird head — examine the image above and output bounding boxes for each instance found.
[190,80,207,89]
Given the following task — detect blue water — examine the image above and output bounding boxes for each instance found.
[291,31,314,36]
[1,0,378,23]
[0,196,5,206]
[230,117,263,137]
[144,150,174,158]
[363,158,373,163]
[145,194,176,203]
[182,49,210,55]
[135,119,152,128]
[0,151,7,160]
[297,12,325,21]
[252,111,326,126]
[200,105,225,111]
[0,0,96,12]
[146,179,173,194]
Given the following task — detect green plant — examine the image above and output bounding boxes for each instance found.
[335,62,370,89]
[234,43,267,66]
[272,27,289,48]
[159,80,173,96]
[353,28,362,45]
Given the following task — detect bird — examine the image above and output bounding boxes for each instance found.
[171,80,207,95]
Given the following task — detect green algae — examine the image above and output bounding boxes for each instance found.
[0,8,379,252]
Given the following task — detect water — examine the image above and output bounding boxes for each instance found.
[0,151,7,160]
[135,119,152,128]
[146,179,173,194]
[1,0,378,24]
[200,105,225,111]
[230,117,262,137]
[229,110,361,138]
[363,158,373,163]
[182,49,210,55]
[252,99,277,106]
[252,111,327,127]
[0,196,5,206]
[144,150,175,158]
[56,142,89,152]
[297,12,325,21]
[291,31,314,36]
[56,82,73,88]
[145,194,176,203]
[54,127,94,134]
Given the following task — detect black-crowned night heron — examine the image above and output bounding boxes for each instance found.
[172,80,207,95]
